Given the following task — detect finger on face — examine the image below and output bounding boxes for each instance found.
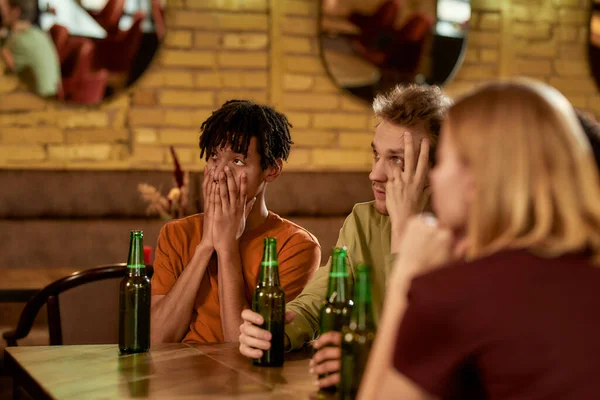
[316,373,340,389]
[239,172,248,204]
[239,343,263,359]
[384,160,393,183]
[224,166,238,201]
[241,309,264,325]
[217,171,229,209]
[213,181,222,212]
[310,346,341,366]
[414,138,430,184]
[313,331,342,349]
[403,132,415,180]
[207,181,215,212]
[393,160,402,183]
[205,179,211,209]
[203,166,213,194]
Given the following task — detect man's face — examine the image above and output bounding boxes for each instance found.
[206,137,275,201]
[0,0,19,27]
[368,120,428,215]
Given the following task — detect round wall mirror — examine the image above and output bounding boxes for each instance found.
[0,0,165,104]
[320,0,470,103]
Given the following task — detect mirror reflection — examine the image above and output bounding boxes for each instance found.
[320,0,470,103]
[0,0,164,104]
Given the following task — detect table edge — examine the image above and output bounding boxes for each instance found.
[5,347,54,400]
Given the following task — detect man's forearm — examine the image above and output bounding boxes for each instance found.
[151,243,213,343]
[217,245,249,342]
[285,264,331,350]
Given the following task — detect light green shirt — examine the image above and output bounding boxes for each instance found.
[9,26,61,97]
[285,201,393,350]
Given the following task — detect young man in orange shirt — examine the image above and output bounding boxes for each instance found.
[150,100,321,344]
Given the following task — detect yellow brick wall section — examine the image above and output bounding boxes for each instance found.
[0,0,271,171]
[500,0,598,119]
[0,0,598,171]
[277,0,373,171]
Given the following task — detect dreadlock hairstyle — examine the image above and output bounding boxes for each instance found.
[199,100,293,170]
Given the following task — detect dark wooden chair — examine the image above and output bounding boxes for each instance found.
[3,264,153,347]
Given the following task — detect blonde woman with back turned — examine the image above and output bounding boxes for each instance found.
[359,79,600,400]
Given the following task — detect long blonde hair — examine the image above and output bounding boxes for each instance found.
[448,79,600,262]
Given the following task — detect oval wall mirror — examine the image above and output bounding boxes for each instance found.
[320,0,470,103]
[0,0,165,104]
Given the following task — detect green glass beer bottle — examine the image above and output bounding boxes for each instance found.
[318,247,353,390]
[252,237,285,367]
[339,264,376,400]
[119,230,151,355]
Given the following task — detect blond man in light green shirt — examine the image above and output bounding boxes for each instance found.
[239,84,451,389]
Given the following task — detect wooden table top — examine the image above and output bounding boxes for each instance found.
[5,343,335,399]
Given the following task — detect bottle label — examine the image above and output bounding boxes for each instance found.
[127,264,146,269]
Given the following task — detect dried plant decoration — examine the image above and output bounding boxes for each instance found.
[137,146,189,221]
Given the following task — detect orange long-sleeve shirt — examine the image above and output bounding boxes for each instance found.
[151,212,321,343]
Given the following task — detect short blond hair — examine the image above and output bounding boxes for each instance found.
[373,84,452,159]
[448,79,600,262]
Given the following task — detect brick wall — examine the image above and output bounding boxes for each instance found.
[0,0,596,171]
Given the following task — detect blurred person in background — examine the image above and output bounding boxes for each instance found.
[0,0,60,97]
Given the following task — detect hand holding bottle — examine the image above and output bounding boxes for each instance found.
[310,331,342,388]
[239,309,296,359]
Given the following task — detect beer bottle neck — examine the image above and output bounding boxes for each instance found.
[259,240,280,286]
[258,260,280,286]
[351,273,374,330]
[128,265,147,277]
[127,233,146,277]
[325,255,348,303]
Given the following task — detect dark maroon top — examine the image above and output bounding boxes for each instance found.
[393,249,600,400]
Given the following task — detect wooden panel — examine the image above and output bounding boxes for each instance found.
[0,268,78,291]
